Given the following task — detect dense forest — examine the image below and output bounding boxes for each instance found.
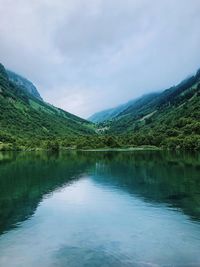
[94,69,200,151]
[0,61,200,151]
[0,63,95,151]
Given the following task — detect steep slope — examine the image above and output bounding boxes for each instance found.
[6,70,43,101]
[88,105,125,123]
[0,63,94,148]
[103,69,200,149]
[89,93,160,123]
[107,71,200,132]
[88,99,138,123]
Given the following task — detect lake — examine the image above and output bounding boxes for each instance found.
[0,151,199,267]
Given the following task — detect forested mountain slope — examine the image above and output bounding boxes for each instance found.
[89,93,160,123]
[102,69,200,149]
[88,98,142,123]
[0,63,94,149]
[1,60,200,151]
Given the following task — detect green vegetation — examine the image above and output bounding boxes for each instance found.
[96,69,200,151]
[88,93,159,123]
[0,61,200,151]
[0,62,95,150]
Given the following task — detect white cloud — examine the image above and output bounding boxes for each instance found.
[0,0,200,117]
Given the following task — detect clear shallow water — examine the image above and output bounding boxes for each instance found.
[0,151,200,267]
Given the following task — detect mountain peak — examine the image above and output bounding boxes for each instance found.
[6,70,43,101]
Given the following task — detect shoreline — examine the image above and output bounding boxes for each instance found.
[0,146,161,152]
[80,146,161,152]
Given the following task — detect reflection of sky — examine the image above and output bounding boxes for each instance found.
[0,176,199,267]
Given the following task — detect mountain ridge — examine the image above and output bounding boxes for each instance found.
[0,62,95,150]
[1,61,200,151]
[6,70,43,101]
[88,99,137,123]
[96,68,200,150]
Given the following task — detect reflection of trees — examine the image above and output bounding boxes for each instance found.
[0,150,199,235]
[89,151,200,221]
[0,151,92,234]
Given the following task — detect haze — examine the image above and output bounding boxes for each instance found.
[0,0,200,118]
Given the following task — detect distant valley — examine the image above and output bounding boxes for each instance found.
[0,61,200,151]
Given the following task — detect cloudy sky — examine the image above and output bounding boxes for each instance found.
[0,0,200,118]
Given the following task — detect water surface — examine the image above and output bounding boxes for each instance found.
[0,151,200,267]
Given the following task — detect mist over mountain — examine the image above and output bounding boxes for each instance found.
[91,68,200,150]
[6,70,43,101]
[0,59,200,150]
[88,93,160,123]
[1,3,200,266]
[1,0,200,117]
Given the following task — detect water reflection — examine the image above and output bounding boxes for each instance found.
[0,150,200,236]
[0,151,91,234]
[90,151,200,221]
[0,151,200,266]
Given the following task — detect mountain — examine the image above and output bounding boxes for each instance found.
[88,105,126,123]
[88,99,138,123]
[1,60,200,151]
[6,70,43,101]
[89,93,160,123]
[100,69,200,149]
[0,62,94,149]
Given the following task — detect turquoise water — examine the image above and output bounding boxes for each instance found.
[0,151,199,267]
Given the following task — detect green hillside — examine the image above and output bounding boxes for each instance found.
[100,69,200,150]
[1,60,200,151]
[0,63,95,150]
[88,93,159,123]
[88,105,126,123]
[88,98,142,123]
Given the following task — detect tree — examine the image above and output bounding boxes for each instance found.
[46,140,59,152]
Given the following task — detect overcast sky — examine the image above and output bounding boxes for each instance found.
[0,0,200,118]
